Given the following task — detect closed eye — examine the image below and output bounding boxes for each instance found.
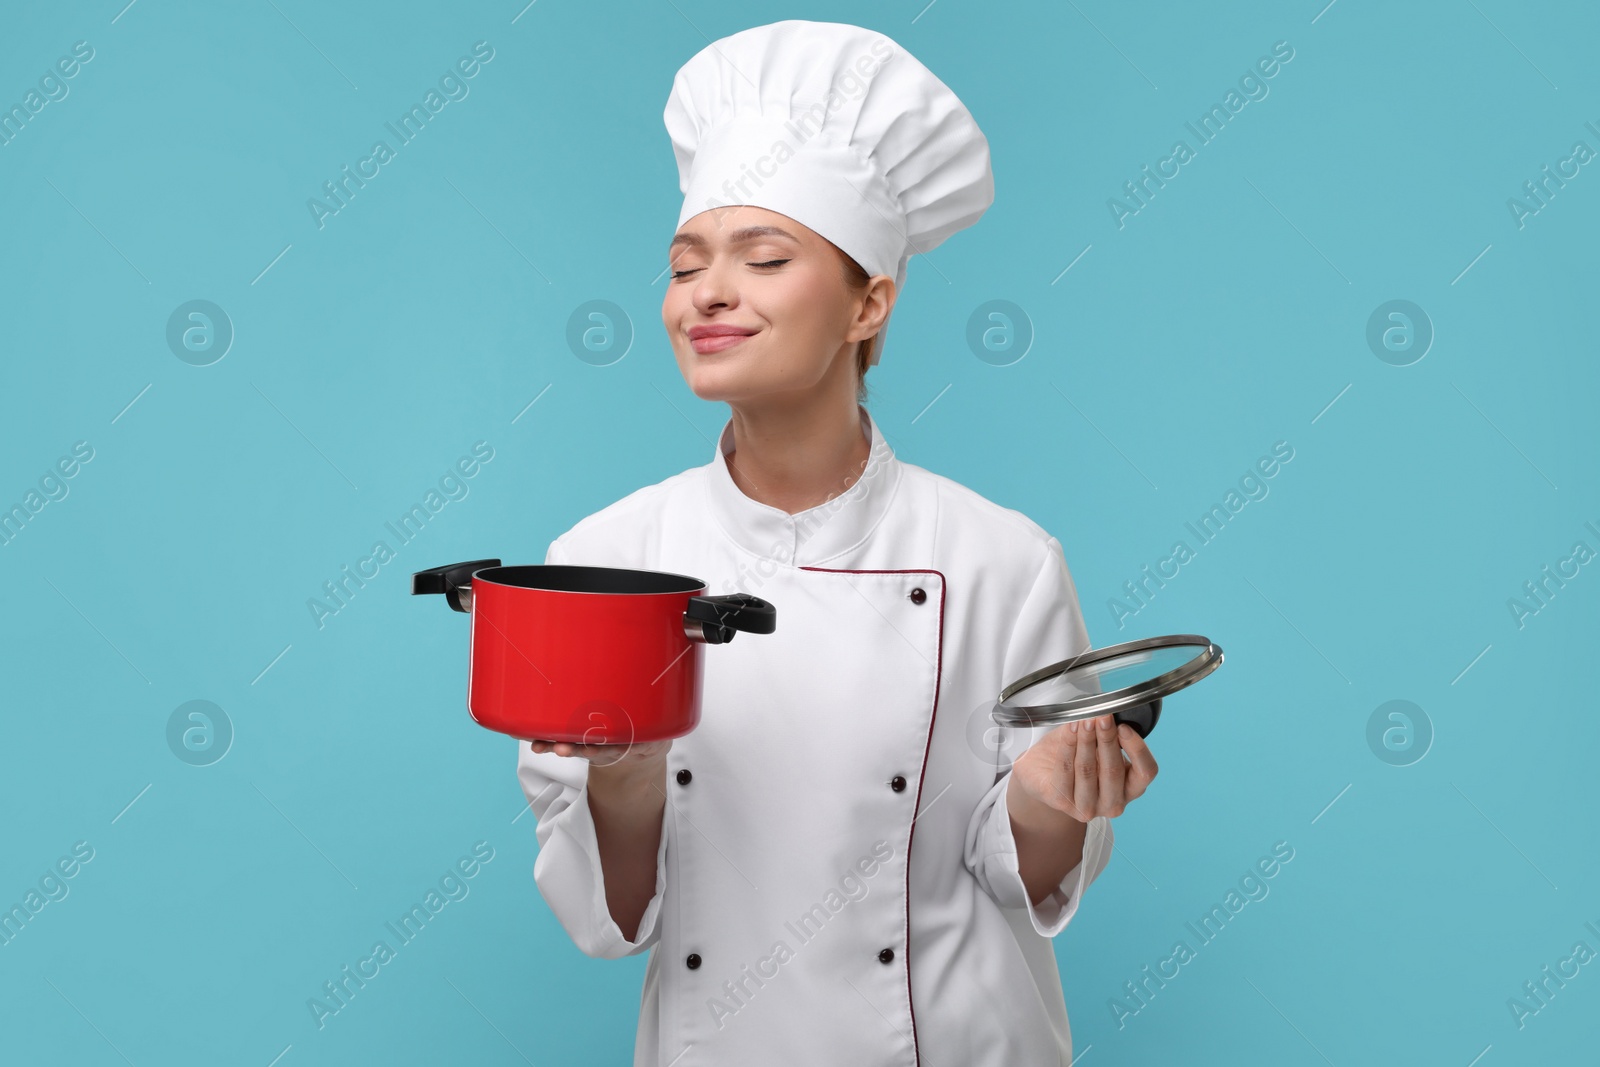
[670,259,790,280]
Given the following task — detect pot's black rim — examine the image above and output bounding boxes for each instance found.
[473,564,707,596]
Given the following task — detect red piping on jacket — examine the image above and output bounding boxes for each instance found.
[799,565,945,1067]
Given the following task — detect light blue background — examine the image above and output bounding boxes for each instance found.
[2,1,1596,1064]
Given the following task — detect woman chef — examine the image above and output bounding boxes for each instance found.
[516,20,1158,1067]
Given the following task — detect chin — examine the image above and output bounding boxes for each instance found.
[684,373,751,404]
[679,352,755,402]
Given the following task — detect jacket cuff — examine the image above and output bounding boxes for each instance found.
[981,772,1114,937]
[528,770,668,958]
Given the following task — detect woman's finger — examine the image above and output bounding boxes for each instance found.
[1117,723,1159,800]
[534,739,588,759]
[1071,717,1100,815]
[1094,715,1125,814]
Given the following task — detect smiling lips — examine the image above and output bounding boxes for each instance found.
[688,324,758,354]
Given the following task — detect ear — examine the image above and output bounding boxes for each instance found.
[846,275,897,342]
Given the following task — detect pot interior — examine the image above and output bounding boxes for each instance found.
[476,564,704,595]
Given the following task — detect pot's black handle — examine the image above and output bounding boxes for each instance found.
[412,559,501,613]
[685,594,777,645]
[1112,697,1162,739]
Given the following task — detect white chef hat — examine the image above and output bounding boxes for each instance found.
[663,19,994,366]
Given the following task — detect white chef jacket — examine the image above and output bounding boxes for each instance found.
[517,403,1114,1066]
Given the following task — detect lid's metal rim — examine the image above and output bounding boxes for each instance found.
[992,634,1223,727]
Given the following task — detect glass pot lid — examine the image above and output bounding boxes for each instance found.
[991,634,1223,728]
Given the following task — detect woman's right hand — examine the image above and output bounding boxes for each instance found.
[525,737,673,773]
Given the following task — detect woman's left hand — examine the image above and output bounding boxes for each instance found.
[1010,713,1159,824]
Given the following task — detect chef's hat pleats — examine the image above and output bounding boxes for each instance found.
[663,20,994,365]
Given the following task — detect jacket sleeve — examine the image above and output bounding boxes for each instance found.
[514,535,669,958]
[963,535,1114,938]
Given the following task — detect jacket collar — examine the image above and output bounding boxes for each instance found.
[705,404,902,566]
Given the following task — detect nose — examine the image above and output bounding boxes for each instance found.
[690,255,739,315]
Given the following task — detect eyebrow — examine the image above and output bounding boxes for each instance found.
[669,225,799,250]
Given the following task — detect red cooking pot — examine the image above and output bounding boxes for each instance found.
[412,559,776,744]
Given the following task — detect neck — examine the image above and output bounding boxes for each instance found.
[724,399,871,516]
